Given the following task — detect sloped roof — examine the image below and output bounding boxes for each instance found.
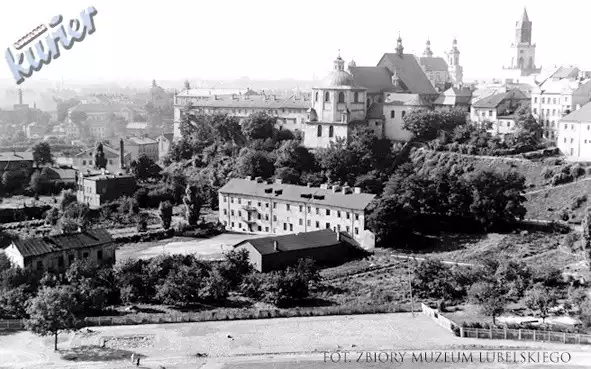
[561,102,591,122]
[472,89,528,109]
[176,94,310,110]
[418,57,448,72]
[219,178,375,211]
[124,137,158,145]
[126,122,148,130]
[70,103,126,114]
[11,229,113,258]
[434,87,473,105]
[0,152,33,162]
[75,144,127,159]
[349,67,394,94]
[234,229,343,256]
[158,133,174,142]
[377,53,437,95]
[384,93,431,107]
[42,167,76,180]
[550,66,580,80]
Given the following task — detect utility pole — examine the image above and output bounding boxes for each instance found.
[408,259,415,318]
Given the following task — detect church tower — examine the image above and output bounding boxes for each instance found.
[509,8,538,75]
[446,38,463,85]
[423,39,433,57]
[395,34,404,56]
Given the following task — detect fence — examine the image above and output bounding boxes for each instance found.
[83,303,417,328]
[460,327,591,345]
[421,303,457,332]
[0,319,25,330]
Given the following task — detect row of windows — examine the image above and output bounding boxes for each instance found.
[534,108,562,117]
[224,208,360,222]
[315,91,361,104]
[225,220,359,235]
[223,197,361,220]
[389,110,406,119]
[534,96,569,104]
[189,107,305,116]
[34,250,104,271]
[496,121,512,128]
[317,125,334,137]
[563,137,591,144]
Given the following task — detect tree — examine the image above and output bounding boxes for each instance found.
[468,281,507,325]
[412,259,461,301]
[2,170,30,194]
[0,285,29,318]
[241,112,275,141]
[60,190,77,211]
[59,202,91,233]
[94,143,108,170]
[130,154,161,181]
[274,166,301,184]
[45,207,60,226]
[274,140,315,173]
[402,109,443,141]
[218,249,253,289]
[32,142,53,166]
[235,149,275,179]
[182,185,203,226]
[159,201,173,230]
[29,171,50,195]
[524,284,558,323]
[25,285,82,351]
[582,207,591,269]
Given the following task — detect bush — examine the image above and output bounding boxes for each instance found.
[571,195,587,210]
[541,167,554,180]
[570,164,585,179]
[136,213,149,232]
[551,172,573,186]
[159,201,173,230]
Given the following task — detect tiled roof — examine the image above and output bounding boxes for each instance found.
[418,57,448,72]
[550,66,580,80]
[384,93,431,107]
[82,173,135,181]
[562,102,591,122]
[12,229,113,258]
[538,78,591,95]
[178,88,250,97]
[75,144,127,159]
[234,229,343,256]
[0,152,34,162]
[158,133,174,142]
[219,178,375,211]
[349,67,395,94]
[434,87,472,105]
[43,167,76,180]
[377,53,438,95]
[472,89,528,109]
[124,137,158,145]
[70,103,126,114]
[367,103,384,119]
[176,94,310,110]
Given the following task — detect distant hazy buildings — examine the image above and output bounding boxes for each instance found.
[156,133,174,162]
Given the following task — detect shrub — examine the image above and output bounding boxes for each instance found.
[551,172,573,186]
[136,213,149,232]
[571,195,587,210]
[570,164,585,179]
[159,201,173,230]
[541,167,554,180]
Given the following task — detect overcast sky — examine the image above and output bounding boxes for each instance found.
[0,0,587,85]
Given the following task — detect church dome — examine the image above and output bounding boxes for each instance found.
[321,70,355,87]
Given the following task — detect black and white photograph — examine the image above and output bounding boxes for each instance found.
[0,0,591,368]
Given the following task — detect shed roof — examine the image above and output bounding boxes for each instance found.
[11,229,113,258]
[234,229,343,256]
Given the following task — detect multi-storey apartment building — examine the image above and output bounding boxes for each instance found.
[557,102,591,161]
[531,67,591,141]
[218,177,376,250]
[470,89,529,139]
[173,91,310,140]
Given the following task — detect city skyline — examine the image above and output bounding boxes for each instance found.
[0,0,589,85]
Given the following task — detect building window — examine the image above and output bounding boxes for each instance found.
[355,213,359,221]
[488,110,493,116]
[36,261,43,270]
[533,108,537,114]
[231,222,235,227]
[390,111,395,118]
[258,213,262,220]
[58,257,64,267]
[338,92,345,103]
[258,226,262,231]
[273,202,277,209]
[337,211,341,218]
[564,124,568,129]
[326,223,330,229]
[324,92,330,102]
[402,111,406,118]
[355,227,359,235]
[329,125,334,137]
[354,92,359,103]
[238,211,242,217]
[588,125,590,130]
[231,197,234,203]
[283,223,287,230]
[316,207,319,215]
[266,203,269,208]
[265,227,269,232]
[507,121,511,127]
[223,196,227,203]
[238,198,242,205]
[97,250,103,260]
[289,224,293,231]
[534,97,538,103]
[346,212,350,219]
[83,252,89,259]
[273,215,277,221]
[299,219,303,225]
[286,204,290,211]
[552,109,556,115]
[572,124,575,130]
[223,209,227,215]
[307,206,311,213]
[346,226,350,233]
[231,210,235,216]
[82,160,86,165]
[315,221,320,228]
[307,219,311,226]
[564,138,567,143]
[553,98,557,104]
[68,255,74,264]
[299,205,303,212]
[326,209,331,216]
[542,98,545,104]
[317,125,322,137]
[265,214,269,220]
[571,138,574,143]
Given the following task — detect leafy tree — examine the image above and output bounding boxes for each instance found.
[25,285,82,351]
[524,284,558,323]
[136,212,149,232]
[201,264,231,302]
[412,259,461,301]
[60,190,77,211]
[183,185,203,226]
[315,139,359,185]
[30,170,50,195]
[45,207,60,226]
[582,207,591,269]
[94,143,108,170]
[0,285,29,318]
[2,170,29,194]
[264,259,319,307]
[241,112,275,141]
[159,201,173,229]
[468,281,507,325]
[32,142,53,166]
[274,140,315,173]
[493,259,532,301]
[0,251,11,273]
[130,154,161,181]
[65,260,117,313]
[274,166,301,184]
[218,249,253,289]
[59,202,91,233]
[235,149,275,179]
[154,263,205,305]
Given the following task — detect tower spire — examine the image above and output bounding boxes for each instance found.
[521,7,529,23]
[396,33,404,56]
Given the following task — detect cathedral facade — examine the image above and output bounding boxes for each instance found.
[416,39,464,92]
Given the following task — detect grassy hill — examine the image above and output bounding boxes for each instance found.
[526,178,591,222]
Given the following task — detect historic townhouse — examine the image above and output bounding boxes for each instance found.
[470,89,529,139]
[218,177,376,250]
[557,102,591,161]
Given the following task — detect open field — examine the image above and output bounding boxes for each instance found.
[526,179,591,222]
[2,313,591,369]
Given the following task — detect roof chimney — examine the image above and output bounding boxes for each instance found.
[273,240,279,251]
[275,178,283,184]
[245,176,252,181]
[353,187,361,194]
[307,182,312,188]
[320,184,329,190]
[119,139,125,171]
[336,231,341,241]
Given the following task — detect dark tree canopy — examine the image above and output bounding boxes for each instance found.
[94,143,108,170]
[32,142,53,166]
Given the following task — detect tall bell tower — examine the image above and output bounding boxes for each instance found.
[509,8,538,75]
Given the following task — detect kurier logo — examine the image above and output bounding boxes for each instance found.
[6,6,98,85]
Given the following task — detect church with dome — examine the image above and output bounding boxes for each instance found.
[303,37,440,149]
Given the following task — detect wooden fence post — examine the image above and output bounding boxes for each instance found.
[577,334,581,345]
[460,327,464,338]
[563,333,567,344]
[504,327,507,340]
[489,327,493,339]
[533,330,536,341]
[518,329,522,340]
